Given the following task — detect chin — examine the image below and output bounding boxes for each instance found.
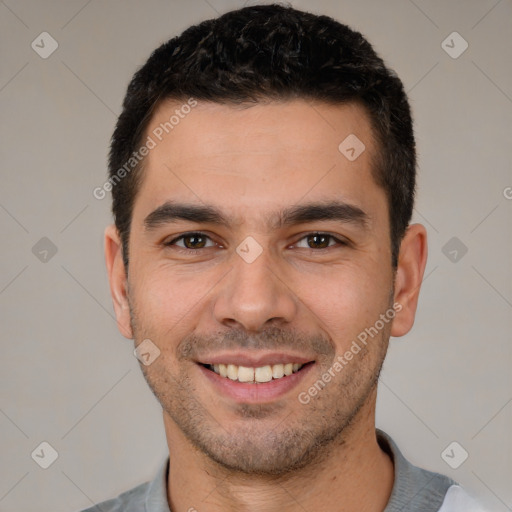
[184,417,350,477]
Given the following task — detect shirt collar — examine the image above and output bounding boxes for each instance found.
[144,456,171,512]
[377,429,455,512]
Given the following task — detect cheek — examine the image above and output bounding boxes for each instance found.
[130,263,216,335]
[297,264,391,347]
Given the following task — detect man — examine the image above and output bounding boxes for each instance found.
[84,4,487,511]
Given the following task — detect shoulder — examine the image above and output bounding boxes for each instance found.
[74,457,170,512]
[438,485,490,512]
[76,480,149,512]
[377,430,488,512]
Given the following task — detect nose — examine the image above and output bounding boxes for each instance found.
[213,245,298,332]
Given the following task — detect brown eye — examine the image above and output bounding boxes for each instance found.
[306,234,331,249]
[295,233,342,250]
[182,234,207,249]
[166,232,215,250]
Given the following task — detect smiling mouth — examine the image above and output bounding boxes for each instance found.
[201,362,313,383]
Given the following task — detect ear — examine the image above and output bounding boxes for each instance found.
[391,223,428,337]
[104,225,133,339]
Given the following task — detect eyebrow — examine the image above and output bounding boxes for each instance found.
[143,200,369,231]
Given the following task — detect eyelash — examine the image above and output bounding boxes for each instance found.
[164,231,348,254]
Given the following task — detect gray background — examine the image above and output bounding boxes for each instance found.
[0,0,511,510]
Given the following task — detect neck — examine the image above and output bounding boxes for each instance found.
[164,394,394,512]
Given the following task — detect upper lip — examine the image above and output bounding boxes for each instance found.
[196,352,315,367]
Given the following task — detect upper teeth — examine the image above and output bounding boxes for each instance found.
[210,363,303,383]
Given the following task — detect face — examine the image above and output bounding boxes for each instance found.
[107,99,420,476]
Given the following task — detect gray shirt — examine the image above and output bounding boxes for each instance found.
[78,429,486,511]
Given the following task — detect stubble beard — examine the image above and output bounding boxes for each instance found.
[128,296,392,477]
[135,341,389,476]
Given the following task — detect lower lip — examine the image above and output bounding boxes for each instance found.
[198,363,314,404]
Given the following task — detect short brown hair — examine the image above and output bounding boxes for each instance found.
[109,4,416,267]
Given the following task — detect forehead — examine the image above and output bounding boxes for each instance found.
[133,99,385,228]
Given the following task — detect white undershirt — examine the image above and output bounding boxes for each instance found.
[438,485,490,511]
